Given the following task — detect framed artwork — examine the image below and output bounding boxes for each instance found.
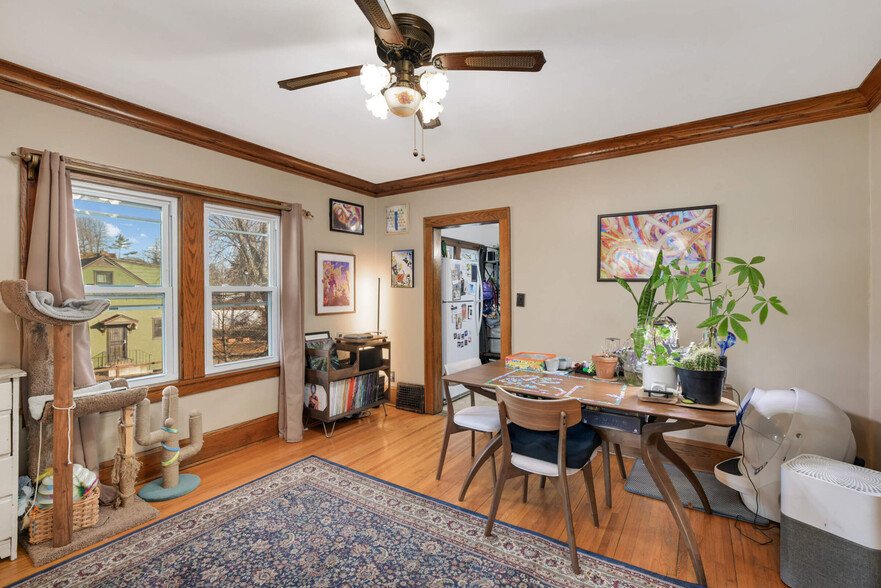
[329,198,364,235]
[391,249,415,288]
[385,203,409,235]
[315,251,356,315]
[597,204,717,281]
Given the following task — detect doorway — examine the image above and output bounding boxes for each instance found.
[423,207,512,414]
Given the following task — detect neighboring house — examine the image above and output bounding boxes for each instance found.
[82,253,163,381]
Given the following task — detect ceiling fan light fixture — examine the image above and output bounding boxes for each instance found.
[420,99,443,123]
[366,94,390,119]
[384,84,422,117]
[360,64,391,95]
[419,70,449,102]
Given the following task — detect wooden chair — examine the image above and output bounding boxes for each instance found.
[485,387,601,575]
[436,359,501,481]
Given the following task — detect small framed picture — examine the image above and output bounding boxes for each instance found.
[330,198,364,235]
[316,251,356,315]
[385,204,409,235]
[391,249,414,288]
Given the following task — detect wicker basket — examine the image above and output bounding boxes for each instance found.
[29,486,100,544]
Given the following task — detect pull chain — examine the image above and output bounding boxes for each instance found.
[413,116,419,158]
[420,123,426,162]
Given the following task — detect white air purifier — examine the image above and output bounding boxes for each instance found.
[780,454,881,587]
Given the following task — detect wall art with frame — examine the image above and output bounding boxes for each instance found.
[315,251,356,315]
[597,204,717,281]
[329,198,364,235]
[385,203,409,235]
[391,249,414,288]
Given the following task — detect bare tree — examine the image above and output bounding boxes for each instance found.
[208,216,268,286]
[144,238,161,265]
[76,216,109,255]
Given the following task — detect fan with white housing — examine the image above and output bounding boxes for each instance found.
[714,387,856,523]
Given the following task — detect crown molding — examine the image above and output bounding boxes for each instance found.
[1,56,879,198]
[373,88,871,196]
[0,59,376,196]
[859,57,881,112]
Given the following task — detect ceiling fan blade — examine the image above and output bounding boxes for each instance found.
[277,66,363,91]
[354,0,404,48]
[417,110,441,130]
[433,51,546,72]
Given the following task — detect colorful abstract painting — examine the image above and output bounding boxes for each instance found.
[391,249,414,288]
[597,205,717,281]
[329,199,364,235]
[315,251,355,314]
[385,204,409,234]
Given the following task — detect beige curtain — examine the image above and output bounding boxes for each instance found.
[278,204,305,442]
[25,151,100,468]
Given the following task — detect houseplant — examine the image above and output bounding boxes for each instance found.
[641,324,679,391]
[655,255,788,351]
[676,348,726,404]
[591,353,619,380]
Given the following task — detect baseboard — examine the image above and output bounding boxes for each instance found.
[613,437,739,473]
[98,413,279,486]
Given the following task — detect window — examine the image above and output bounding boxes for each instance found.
[74,181,178,386]
[204,204,279,373]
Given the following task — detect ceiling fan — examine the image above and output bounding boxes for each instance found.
[277,0,546,132]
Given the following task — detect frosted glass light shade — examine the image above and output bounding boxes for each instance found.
[420,70,449,102]
[366,94,389,119]
[420,99,443,123]
[360,64,391,95]
[384,85,422,117]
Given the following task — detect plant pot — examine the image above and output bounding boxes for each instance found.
[677,367,726,405]
[591,355,618,380]
[642,365,677,392]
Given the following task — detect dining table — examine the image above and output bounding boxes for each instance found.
[443,362,737,587]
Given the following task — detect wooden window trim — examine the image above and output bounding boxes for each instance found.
[17,149,283,399]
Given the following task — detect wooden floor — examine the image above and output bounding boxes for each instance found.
[0,406,783,587]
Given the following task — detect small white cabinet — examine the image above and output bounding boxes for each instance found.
[0,368,25,561]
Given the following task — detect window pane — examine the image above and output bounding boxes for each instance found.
[74,194,163,286]
[87,294,166,382]
[207,213,269,287]
[211,292,270,365]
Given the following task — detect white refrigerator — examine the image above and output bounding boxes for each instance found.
[441,258,482,367]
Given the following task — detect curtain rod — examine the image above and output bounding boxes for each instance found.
[10,151,314,219]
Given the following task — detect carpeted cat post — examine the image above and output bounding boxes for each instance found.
[135,385,203,501]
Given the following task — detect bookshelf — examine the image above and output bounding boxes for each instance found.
[305,337,391,438]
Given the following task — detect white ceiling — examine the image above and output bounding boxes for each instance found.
[1,1,880,184]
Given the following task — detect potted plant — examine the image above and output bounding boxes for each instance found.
[676,348,726,404]
[642,324,679,391]
[591,353,619,380]
[656,255,788,358]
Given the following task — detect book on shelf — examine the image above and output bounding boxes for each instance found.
[324,372,386,416]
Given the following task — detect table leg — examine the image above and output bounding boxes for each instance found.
[657,435,712,514]
[459,434,502,501]
[641,420,707,586]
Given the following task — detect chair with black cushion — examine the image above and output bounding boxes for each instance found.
[436,358,501,482]
[485,386,601,575]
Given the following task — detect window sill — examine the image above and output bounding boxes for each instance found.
[146,363,280,402]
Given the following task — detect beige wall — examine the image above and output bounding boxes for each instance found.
[0,89,381,461]
[2,86,878,464]
[870,107,881,467]
[377,116,874,451]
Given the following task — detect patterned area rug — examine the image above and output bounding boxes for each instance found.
[14,457,696,587]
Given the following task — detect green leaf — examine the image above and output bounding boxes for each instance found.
[737,268,748,286]
[730,313,751,322]
[730,318,749,343]
[754,295,767,302]
[718,317,729,338]
[751,301,764,314]
[749,256,766,265]
[726,299,736,313]
[748,268,759,293]
[697,314,726,328]
[759,304,769,324]
[770,300,788,315]
[755,269,766,288]
[725,257,747,265]
[705,263,715,283]
[665,279,674,301]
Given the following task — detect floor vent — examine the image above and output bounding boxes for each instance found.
[395,383,425,414]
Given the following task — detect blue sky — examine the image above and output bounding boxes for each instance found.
[73,195,162,257]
